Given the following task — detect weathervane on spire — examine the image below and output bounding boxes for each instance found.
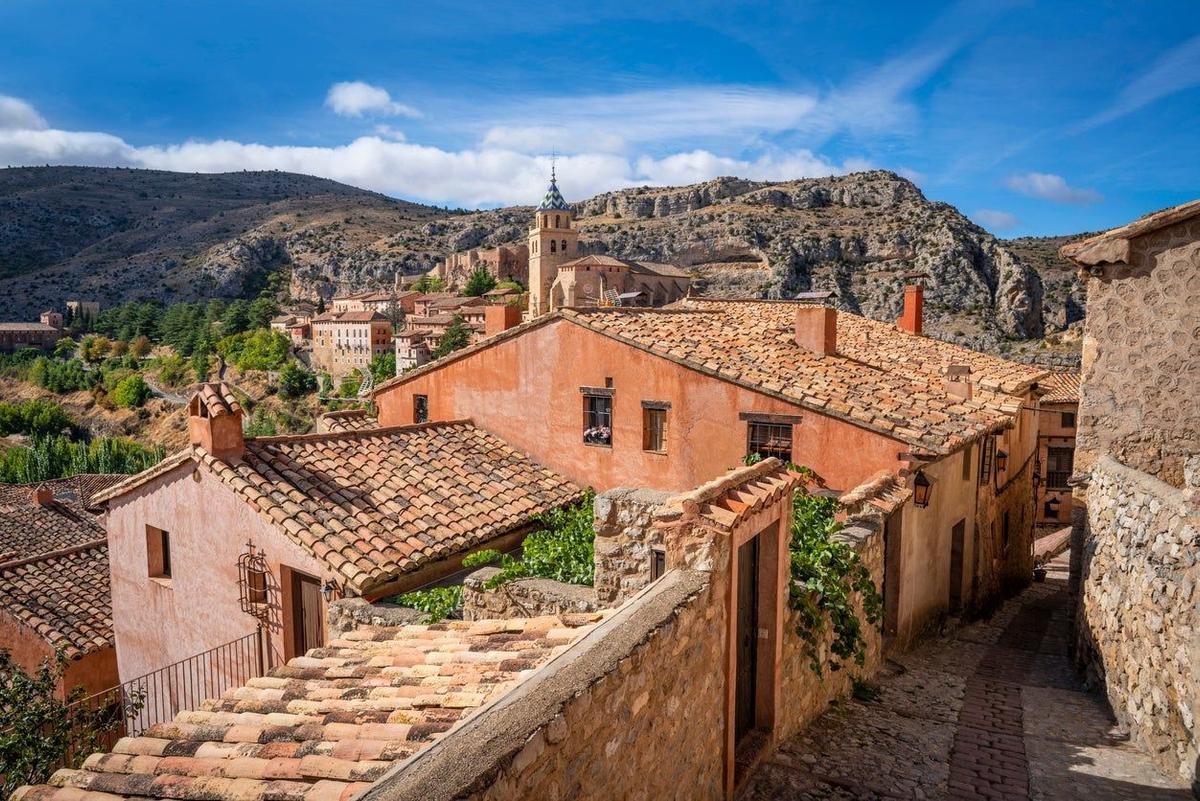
[550,148,557,182]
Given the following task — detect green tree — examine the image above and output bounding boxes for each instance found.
[128,335,152,359]
[319,373,334,397]
[316,296,326,314]
[220,299,251,338]
[368,351,396,385]
[156,354,189,387]
[463,266,497,297]
[192,343,212,382]
[432,316,471,359]
[249,294,279,329]
[111,374,152,408]
[0,400,73,438]
[412,274,444,293]
[79,335,111,363]
[278,361,318,398]
[0,436,163,483]
[53,338,76,359]
[0,651,141,797]
[337,374,362,398]
[216,329,290,371]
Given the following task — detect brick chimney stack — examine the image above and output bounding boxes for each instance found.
[32,485,53,506]
[946,364,973,400]
[187,383,245,462]
[899,284,924,336]
[484,304,522,337]
[794,306,838,357]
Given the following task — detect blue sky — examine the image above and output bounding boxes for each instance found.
[0,1,1197,236]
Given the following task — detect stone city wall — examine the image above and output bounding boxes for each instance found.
[367,569,727,801]
[1077,454,1199,782]
[462,567,599,621]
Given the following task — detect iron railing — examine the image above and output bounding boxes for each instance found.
[72,627,266,740]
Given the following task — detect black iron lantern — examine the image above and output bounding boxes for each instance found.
[913,472,932,508]
[996,449,1009,472]
[321,578,339,602]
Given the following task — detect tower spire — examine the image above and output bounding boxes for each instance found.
[550,148,557,183]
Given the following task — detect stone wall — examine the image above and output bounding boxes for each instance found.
[366,569,727,801]
[326,596,424,635]
[592,487,673,606]
[1075,217,1200,486]
[777,517,886,738]
[462,568,599,621]
[1077,454,1199,781]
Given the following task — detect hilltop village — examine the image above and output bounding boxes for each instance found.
[0,175,1196,801]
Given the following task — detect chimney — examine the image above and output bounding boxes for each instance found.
[484,304,522,337]
[794,306,837,357]
[32,485,53,506]
[899,284,923,335]
[187,383,245,462]
[946,364,973,400]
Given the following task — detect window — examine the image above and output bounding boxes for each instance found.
[643,406,667,452]
[1047,446,1074,488]
[413,394,429,423]
[583,394,612,446]
[961,443,972,482]
[554,214,560,228]
[979,436,995,483]
[650,548,666,581]
[747,421,792,464]
[146,525,171,580]
[550,239,557,253]
[1044,500,1057,518]
[1061,411,1076,428]
[561,239,568,253]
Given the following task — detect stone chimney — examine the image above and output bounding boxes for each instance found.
[484,304,522,337]
[794,306,838,357]
[899,284,923,336]
[946,364,973,400]
[187,383,245,462]
[32,485,53,506]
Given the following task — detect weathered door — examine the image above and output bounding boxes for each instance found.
[735,536,760,743]
[291,571,325,655]
[883,511,902,638]
[949,520,966,612]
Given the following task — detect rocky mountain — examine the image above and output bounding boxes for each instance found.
[0,166,1085,359]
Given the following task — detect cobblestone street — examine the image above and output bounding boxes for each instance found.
[739,555,1193,800]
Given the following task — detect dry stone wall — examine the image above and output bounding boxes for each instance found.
[462,568,598,620]
[1077,454,1199,781]
[592,487,673,606]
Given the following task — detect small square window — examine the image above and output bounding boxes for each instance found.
[583,395,613,446]
[1061,411,1076,428]
[650,548,666,581]
[747,421,792,464]
[413,394,429,423]
[643,407,667,453]
[146,525,171,580]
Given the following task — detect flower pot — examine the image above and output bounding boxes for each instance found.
[1033,566,1047,583]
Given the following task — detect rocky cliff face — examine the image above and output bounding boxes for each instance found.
[0,166,1082,359]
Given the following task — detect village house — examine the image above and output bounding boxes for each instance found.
[375,289,1047,643]
[331,290,421,316]
[396,305,522,372]
[92,384,583,699]
[0,475,126,697]
[40,310,64,330]
[0,321,60,352]
[1035,371,1080,528]
[309,309,392,377]
[1062,198,1200,783]
[268,313,311,344]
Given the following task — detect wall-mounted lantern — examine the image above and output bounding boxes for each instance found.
[913,472,933,508]
[996,450,1009,472]
[321,578,339,602]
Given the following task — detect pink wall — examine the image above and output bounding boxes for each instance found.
[377,318,904,493]
[105,462,330,683]
[0,613,117,698]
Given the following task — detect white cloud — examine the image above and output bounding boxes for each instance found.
[1005,172,1101,205]
[0,95,47,130]
[324,81,420,119]
[635,149,864,186]
[972,209,1020,231]
[1081,34,1200,131]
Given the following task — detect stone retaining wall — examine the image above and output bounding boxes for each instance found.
[1077,454,1199,781]
[592,487,673,606]
[462,568,599,621]
[326,596,424,634]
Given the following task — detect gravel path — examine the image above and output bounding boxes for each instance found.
[739,555,1192,800]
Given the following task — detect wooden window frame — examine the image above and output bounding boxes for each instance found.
[146,525,171,582]
[746,420,793,465]
[642,405,668,453]
[1061,411,1076,429]
[413,394,429,424]
[583,394,613,447]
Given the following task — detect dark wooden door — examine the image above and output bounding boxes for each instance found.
[735,536,760,743]
[883,512,902,638]
[949,520,966,612]
[292,571,325,655]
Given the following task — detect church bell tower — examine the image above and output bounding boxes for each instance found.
[527,164,578,316]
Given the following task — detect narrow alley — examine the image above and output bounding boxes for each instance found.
[740,555,1192,800]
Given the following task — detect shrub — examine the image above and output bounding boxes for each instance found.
[393,586,463,623]
[278,361,317,398]
[463,266,497,297]
[0,399,74,438]
[217,329,290,371]
[368,352,395,386]
[483,491,596,589]
[111,375,151,408]
[128,335,152,358]
[156,355,189,388]
[29,358,92,394]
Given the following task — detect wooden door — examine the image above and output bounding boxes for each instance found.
[949,520,966,612]
[291,571,325,655]
[734,536,760,743]
[883,511,902,638]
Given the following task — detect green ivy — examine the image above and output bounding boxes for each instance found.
[482,491,596,589]
[394,586,463,623]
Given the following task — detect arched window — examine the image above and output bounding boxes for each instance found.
[555,214,560,228]
[550,239,557,253]
[561,239,567,253]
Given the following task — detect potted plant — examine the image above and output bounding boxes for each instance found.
[1033,556,1047,582]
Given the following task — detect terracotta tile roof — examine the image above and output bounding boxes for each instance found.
[838,471,913,516]
[1062,199,1200,266]
[559,299,1045,453]
[0,322,58,332]
[0,473,126,511]
[1041,372,1081,404]
[657,459,805,530]
[14,613,606,801]
[317,409,379,433]
[101,422,583,595]
[192,383,243,418]
[0,542,112,660]
[0,489,108,563]
[558,254,691,279]
[313,310,387,324]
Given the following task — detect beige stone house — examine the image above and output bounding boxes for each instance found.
[1063,198,1200,783]
[1036,371,1079,527]
[310,309,392,377]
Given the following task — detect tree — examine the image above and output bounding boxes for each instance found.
[412,274,444,293]
[79,335,111,363]
[129,335,152,359]
[368,351,396,385]
[249,295,279,329]
[216,329,290,371]
[463,266,497,297]
[316,296,326,314]
[109,339,128,358]
[384,297,405,331]
[319,373,334,397]
[53,338,76,359]
[111,374,152,408]
[192,343,212,382]
[432,316,471,359]
[337,374,362,398]
[278,361,318,398]
[220,299,251,339]
[0,651,139,797]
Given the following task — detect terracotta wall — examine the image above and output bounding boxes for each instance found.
[105,461,330,683]
[376,318,903,493]
[0,613,117,698]
[1076,218,1200,486]
[1036,400,1078,525]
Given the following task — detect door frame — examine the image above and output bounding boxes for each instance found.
[281,565,325,661]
